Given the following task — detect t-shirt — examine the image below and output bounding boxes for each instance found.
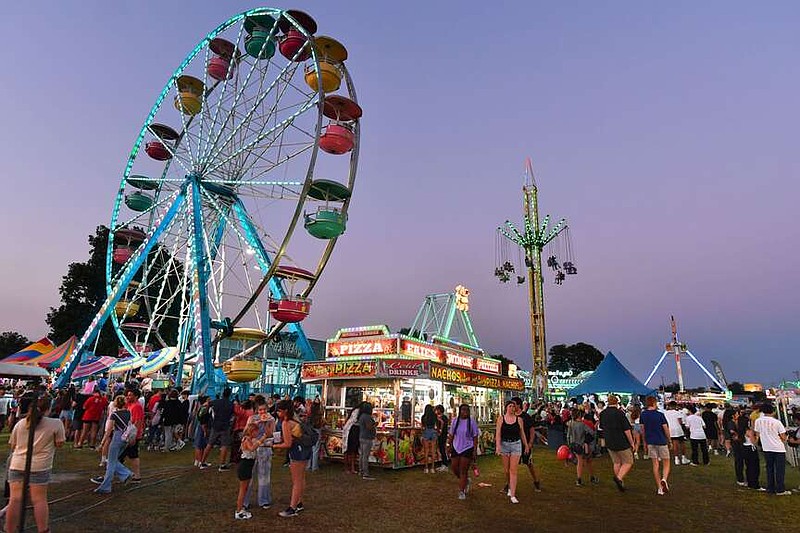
[519,412,535,442]
[9,417,65,471]
[567,419,589,446]
[754,416,786,453]
[640,409,669,446]
[358,412,376,440]
[128,400,145,439]
[598,406,632,451]
[685,414,706,440]
[449,416,479,454]
[663,410,685,438]
[82,395,108,422]
[210,398,234,431]
[701,411,719,438]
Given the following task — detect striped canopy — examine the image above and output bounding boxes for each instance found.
[22,336,76,370]
[2,337,54,362]
[72,355,117,379]
[139,347,179,377]
[108,354,147,374]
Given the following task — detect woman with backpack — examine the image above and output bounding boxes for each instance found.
[272,399,311,518]
[92,395,134,494]
[567,409,598,487]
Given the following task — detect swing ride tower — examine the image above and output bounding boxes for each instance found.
[495,159,576,399]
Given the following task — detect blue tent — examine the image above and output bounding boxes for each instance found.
[568,352,657,397]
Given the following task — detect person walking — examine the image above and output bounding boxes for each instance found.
[496,400,527,504]
[685,405,709,466]
[91,395,134,493]
[118,388,144,483]
[420,404,439,474]
[272,399,311,517]
[598,395,635,492]
[663,401,690,465]
[5,396,65,533]
[447,404,479,500]
[567,409,597,487]
[358,402,377,480]
[701,403,720,455]
[752,403,790,495]
[513,397,542,492]
[640,396,671,495]
[202,387,234,471]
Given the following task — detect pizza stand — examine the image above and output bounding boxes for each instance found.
[301,325,525,469]
[0,362,50,532]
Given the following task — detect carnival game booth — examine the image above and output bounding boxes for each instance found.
[301,325,525,469]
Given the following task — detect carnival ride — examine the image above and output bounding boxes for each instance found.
[56,8,362,395]
[495,158,576,399]
[643,316,725,392]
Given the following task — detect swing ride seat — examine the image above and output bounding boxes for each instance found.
[145,141,171,161]
[304,208,346,239]
[304,61,342,93]
[113,246,133,265]
[125,192,154,212]
[279,29,310,61]
[115,300,140,319]
[223,359,262,383]
[319,123,354,155]
[268,297,311,323]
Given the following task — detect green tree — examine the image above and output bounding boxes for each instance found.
[0,331,31,358]
[548,342,604,373]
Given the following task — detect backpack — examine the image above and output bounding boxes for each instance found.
[298,420,319,447]
[114,412,138,446]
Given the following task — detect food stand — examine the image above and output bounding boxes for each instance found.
[301,325,525,469]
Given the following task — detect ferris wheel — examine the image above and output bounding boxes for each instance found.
[56,8,362,388]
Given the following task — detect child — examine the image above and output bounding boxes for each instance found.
[235,423,271,520]
[567,409,598,486]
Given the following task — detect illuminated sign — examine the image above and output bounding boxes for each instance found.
[475,358,501,375]
[336,325,391,339]
[400,340,441,361]
[445,351,475,369]
[429,363,524,391]
[432,336,484,357]
[301,361,377,380]
[327,338,398,357]
[378,359,430,378]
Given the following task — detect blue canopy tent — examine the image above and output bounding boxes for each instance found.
[568,352,657,397]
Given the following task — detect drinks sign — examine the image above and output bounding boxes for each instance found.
[378,359,430,378]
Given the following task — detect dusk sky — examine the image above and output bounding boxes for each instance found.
[1,1,798,386]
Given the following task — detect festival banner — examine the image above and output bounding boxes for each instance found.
[301,361,378,380]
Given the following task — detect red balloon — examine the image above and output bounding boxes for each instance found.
[556,445,570,461]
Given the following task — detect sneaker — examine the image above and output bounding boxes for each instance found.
[661,478,670,493]
[466,479,472,494]
[93,488,111,495]
[458,491,466,500]
[689,463,698,467]
[713,449,719,456]
[634,452,639,460]
[591,476,600,485]
[681,457,691,465]
[533,481,542,492]
[296,502,305,512]
[726,450,731,458]
[218,464,231,472]
[575,479,583,487]
[756,487,767,492]
[507,489,512,497]
[90,476,104,485]
[424,468,430,474]
[436,465,449,472]
[776,491,792,496]
[510,496,519,504]
[234,509,252,520]
[362,475,376,481]
[261,503,272,510]
[193,460,199,467]
[643,454,649,460]
[613,476,626,492]
[99,459,107,467]
[736,481,747,487]
[199,462,212,469]
[674,457,680,466]
[657,488,665,495]
[278,507,299,518]
[176,440,186,450]
[501,484,509,495]
[168,446,177,452]
[130,477,142,484]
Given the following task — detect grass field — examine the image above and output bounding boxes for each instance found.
[5,441,799,533]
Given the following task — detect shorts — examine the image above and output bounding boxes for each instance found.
[193,425,207,450]
[519,450,534,465]
[647,444,670,460]
[500,439,522,456]
[451,447,474,458]
[8,469,51,485]
[71,418,83,432]
[289,443,312,462]
[119,439,140,460]
[633,423,642,433]
[670,435,685,442]
[237,458,255,481]
[608,448,634,465]
[422,428,438,441]
[207,427,232,447]
[59,410,74,421]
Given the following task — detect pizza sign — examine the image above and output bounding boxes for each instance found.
[301,361,377,380]
[327,338,398,357]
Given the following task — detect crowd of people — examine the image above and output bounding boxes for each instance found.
[2,377,799,530]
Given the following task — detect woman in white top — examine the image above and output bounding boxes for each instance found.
[6,396,66,533]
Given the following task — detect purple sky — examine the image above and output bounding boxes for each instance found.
[1,1,798,386]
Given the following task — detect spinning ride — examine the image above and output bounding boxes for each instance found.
[57,8,362,392]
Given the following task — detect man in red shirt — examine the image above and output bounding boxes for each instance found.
[119,388,144,482]
[77,389,108,449]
